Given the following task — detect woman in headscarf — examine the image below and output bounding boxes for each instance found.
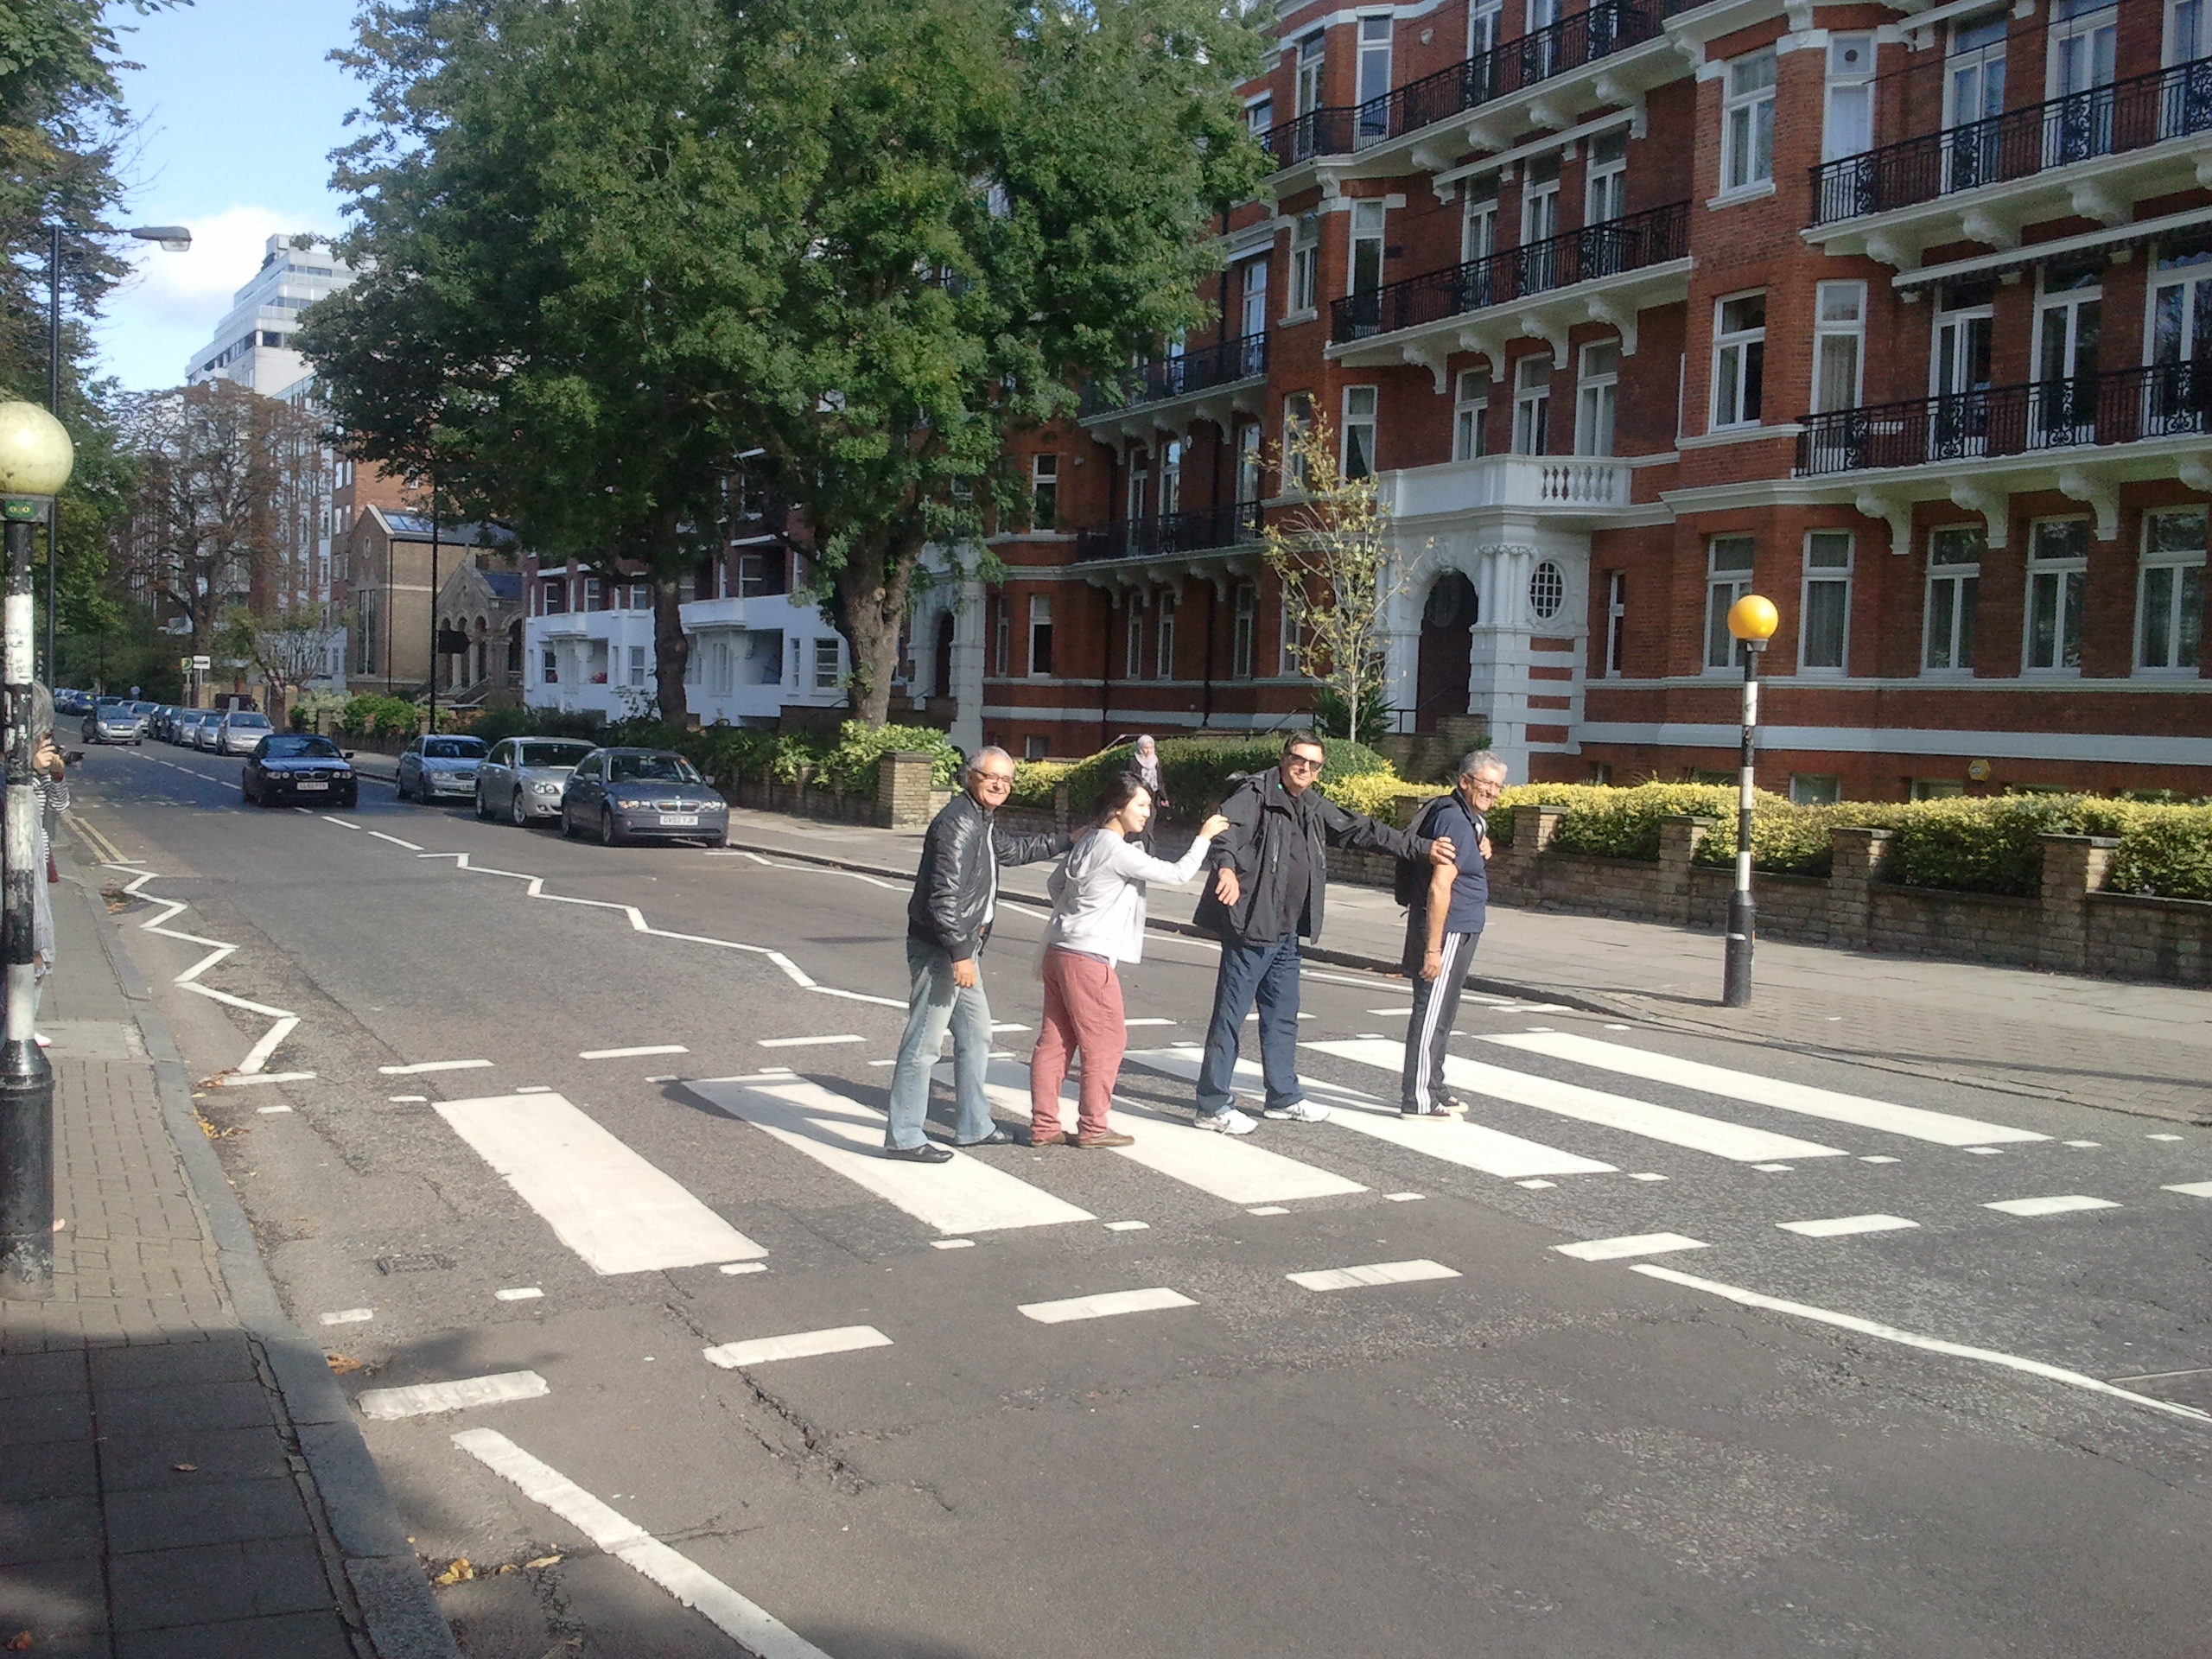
[1122,734,1167,855]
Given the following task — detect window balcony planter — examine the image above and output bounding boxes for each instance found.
[1079,334,1270,441]
[1073,500,1264,565]
[1806,54,2212,264]
[1328,201,1689,378]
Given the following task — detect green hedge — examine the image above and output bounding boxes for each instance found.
[1484,783,2212,900]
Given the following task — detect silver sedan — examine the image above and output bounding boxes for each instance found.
[474,736,596,826]
[397,734,488,803]
[216,711,275,755]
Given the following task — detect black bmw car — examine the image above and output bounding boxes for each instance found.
[243,734,359,808]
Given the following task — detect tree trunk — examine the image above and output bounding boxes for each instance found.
[834,537,918,728]
[652,578,690,726]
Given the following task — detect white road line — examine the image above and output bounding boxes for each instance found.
[2147,1133,2185,1141]
[931,1238,976,1249]
[1248,1205,1289,1216]
[1483,1031,2047,1147]
[1752,1163,1795,1173]
[702,1325,893,1368]
[1982,1194,2120,1217]
[1126,1046,1617,1180]
[378,1058,494,1076]
[1123,1018,1176,1027]
[103,866,301,1081]
[359,1370,549,1421]
[1287,1259,1460,1292]
[756,1034,863,1049]
[1631,1265,2212,1426]
[435,1092,767,1273]
[955,1059,1368,1206]
[2164,1181,2212,1198]
[321,816,363,829]
[687,1077,1094,1235]
[1554,1232,1709,1262]
[719,1262,767,1275]
[320,1309,373,1325]
[366,830,424,851]
[220,1071,315,1087]
[578,1044,690,1060]
[1104,1220,1149,1231]
[495,1287,544,1302]
[514,1084,553,1094]
[1018,1287,1196,1324]
[256,1105,292,1115]
[451,1428,837,1659]
[1516,1179,1555,1189]
[1778,1214,1920,1238]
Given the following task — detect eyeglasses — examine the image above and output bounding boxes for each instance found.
[973,771,1014,786]
[1284,753,1325,773]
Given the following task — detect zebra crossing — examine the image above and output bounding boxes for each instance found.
[429,1029,2197,1272]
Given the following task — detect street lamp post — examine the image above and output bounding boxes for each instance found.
[1722,592,1779,1008]
[40,226,191,684]
[0,402,74,1296]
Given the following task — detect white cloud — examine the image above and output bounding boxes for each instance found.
[90,204,345,393]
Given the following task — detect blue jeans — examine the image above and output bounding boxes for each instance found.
[1195,933,1303,1119]
[885,937,998,1150]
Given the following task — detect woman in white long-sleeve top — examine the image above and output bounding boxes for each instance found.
[1030,776,1228,1147]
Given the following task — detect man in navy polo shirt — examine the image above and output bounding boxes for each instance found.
[1401,751,1507,1117]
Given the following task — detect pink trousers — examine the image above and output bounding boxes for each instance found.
[1030,948,1127,1138]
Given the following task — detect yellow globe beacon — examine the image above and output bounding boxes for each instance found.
[0,402,73,498]
[1726,592,1779,643]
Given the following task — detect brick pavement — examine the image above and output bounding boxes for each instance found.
[719,806,2212,1128]
[0,842,459,1658]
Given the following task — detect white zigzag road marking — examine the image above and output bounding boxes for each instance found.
[398,849,905,1007]
[103,864,308,1081]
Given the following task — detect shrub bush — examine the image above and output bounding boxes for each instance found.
[817,721,963,797]
[1009,760,1074,807]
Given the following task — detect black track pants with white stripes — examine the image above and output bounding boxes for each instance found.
[1402,930,1481,1113]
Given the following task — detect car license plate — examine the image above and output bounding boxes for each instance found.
[296,780,328,791]
[658,813,700,827]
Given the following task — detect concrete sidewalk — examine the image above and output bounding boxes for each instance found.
[0,836,459,1656]
[718,805,2212,1128]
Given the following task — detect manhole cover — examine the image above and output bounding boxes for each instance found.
[374,1252,454,1275]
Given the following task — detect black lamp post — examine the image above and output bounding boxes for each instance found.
[1721,592,1778,1008]
[0,400,74,1296]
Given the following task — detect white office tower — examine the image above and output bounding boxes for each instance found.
[184,235,358,393]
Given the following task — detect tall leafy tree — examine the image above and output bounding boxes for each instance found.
[303,0,1264,725]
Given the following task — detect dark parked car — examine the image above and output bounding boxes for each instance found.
[474,737,596,826]
[559,747,729,847]
[242,734,359,808]
[396,734,487,803]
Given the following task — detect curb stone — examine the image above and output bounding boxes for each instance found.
[75,867,463,1659]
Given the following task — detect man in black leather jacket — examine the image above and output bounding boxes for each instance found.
[886,747,1071,1160]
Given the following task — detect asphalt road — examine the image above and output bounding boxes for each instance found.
[64,741,2212,1659]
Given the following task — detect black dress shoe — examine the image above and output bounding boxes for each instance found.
[957,1128,1014,1147]
[884,1142,954,1163]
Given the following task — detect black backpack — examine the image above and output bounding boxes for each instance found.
[1394,797,1452,906]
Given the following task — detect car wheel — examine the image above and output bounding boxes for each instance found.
[341,789,358,809]
[600,808,622,849]
[511,789,530,829]
[560,804,575,839]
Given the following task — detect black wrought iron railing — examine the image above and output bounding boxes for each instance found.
[1079,334,1269,418]
[1075,500,1264,563]
[1332,200,1687,344]
[1810,54,2212,226]
[1259,0,1663,168]
[1794,361,2212,476]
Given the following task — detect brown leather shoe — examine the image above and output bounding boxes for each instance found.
[1031,1128,1070,1147]
[1076,1130,1135,1148]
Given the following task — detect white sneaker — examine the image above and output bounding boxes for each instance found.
[1194,1107,1258,1135]
[1262,1099,1331,1122]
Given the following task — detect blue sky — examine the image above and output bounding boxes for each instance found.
[94,0,361,391]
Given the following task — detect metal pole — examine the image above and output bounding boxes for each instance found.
[44,227,60,686]
[1,503,54,1294]
[428,493,440,735]
[1721,641,1763,1008]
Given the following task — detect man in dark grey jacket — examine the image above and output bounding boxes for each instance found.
[886,747,1070,1160]
[1192,731,1454,1133]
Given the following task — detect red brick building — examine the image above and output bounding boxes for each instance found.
[933,0,2210,800]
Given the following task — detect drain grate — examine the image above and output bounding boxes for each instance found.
[374,1252,455,1275]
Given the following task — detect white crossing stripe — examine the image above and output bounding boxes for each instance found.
[2164,1181,2212,1198]
[452,1429,837,1659]
[435,1093,767,1274]
[1309,1039,1843,1165]
[580,1044,690,1059]
[1554,1232,1708,1262]
[379,1058,494,1075]
[950,1059,1367,1206]
[756,1033,863,1048]
[1777,1214,1920,1238]
[495,1287,544,1301]
[1124,1047,1616,1179]
[359,1370,549,1420]
[1982,1194,2120,1217]
[1019,1287,1196,1324]
[320,1308,373,1325]
[702,1325,893,1368]
[1287,1259,1460,1292]
[1484,1031,2047,1147]
[687,1077,1093,1234]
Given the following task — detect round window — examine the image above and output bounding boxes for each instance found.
[1529,560,1566,620]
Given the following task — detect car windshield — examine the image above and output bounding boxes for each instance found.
[517,741,594,769]
[609,753,702,785]
[264,736,340,759]
[230,714,270,728]
[423,738,486,760]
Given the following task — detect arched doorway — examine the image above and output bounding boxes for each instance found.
[932,612,956,701]
[1414,571,1478,733]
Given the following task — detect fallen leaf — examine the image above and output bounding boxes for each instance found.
[523,1554,563,1570]
[325,1354,365,1375]
[171,1464,197,1473]
[8,1630,33,1649]
[49,1218,64,1232]
[431,1559,474,1586]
